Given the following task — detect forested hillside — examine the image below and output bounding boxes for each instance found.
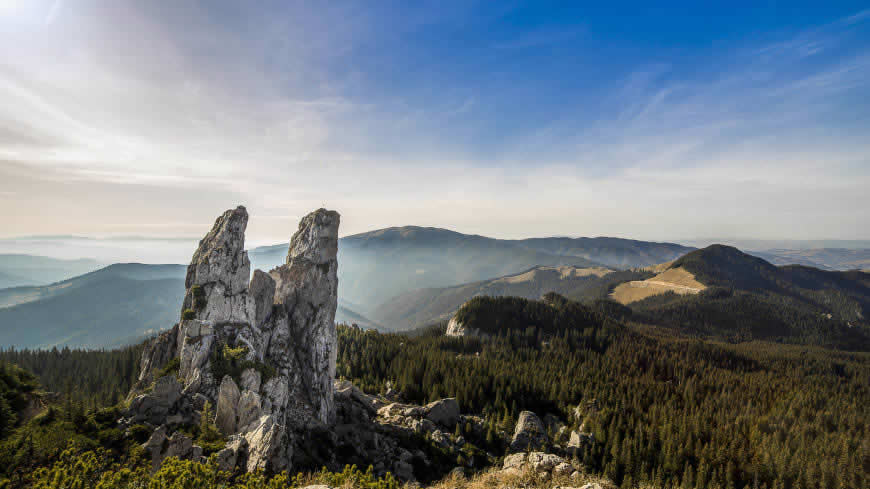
[627,246,870,350]
[0,362,40,437]
[0,304,866,488]
[338,317,868,489]
[0,346,143,407]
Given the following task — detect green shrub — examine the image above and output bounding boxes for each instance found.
[181,309,197,321]
[197,401,225,456]
[155,358,180,380]
[210,343,276,386]
[191,285,206,311]
[27,450,400,489]
[291,464,401,489]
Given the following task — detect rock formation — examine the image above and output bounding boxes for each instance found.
[122,206,597,483]
[123,206,476,482]
[445,315,466,336]
[509,410,550,453]
[126,206,341,473]
[446,313,487,337]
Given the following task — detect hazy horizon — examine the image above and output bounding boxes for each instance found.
[2,229,869,265]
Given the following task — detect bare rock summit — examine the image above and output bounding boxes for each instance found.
[125,206,340,473]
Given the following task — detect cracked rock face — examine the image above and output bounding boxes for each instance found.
[182,206,252,323]
[126,206,340,473]
[269,208,340,425]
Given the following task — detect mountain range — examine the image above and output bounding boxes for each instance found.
[254,226,694,312]
[748,248,870,271]
[1,226,867,349]
[369,265,647,330]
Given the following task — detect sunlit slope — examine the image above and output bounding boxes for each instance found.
[610,267,705,304]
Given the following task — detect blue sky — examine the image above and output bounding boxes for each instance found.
[0,1,868,243]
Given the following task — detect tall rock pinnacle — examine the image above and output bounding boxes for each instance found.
[127,205,340,473]
[270,208,340,425]
[181,205,251,323]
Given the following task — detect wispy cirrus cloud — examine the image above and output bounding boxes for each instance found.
[0,1,868,243]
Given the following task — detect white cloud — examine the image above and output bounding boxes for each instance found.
[0,2,868,243]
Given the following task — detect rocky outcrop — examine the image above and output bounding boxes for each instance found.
[117,205,604,483]
[124,206,342,474]
[331,380,484,482]
[509,411,550,453]
[445,312,487,338]
[446,316,466,336]
[501,451,584,481]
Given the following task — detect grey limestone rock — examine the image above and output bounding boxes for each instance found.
[126,206,341,474]
[215,375,241,435]
[182,206,251,323]
[510,411,550,453]
[424,398,460,428]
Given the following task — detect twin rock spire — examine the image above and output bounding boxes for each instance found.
[129,206,340,472]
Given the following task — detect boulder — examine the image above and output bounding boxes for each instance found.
[244,415,286,472]
[164,432,194,460]
[128,376,182,424]
[215,436,248,472]
[142,425,168,470]
[424,398,460,428]
[510,411,550,452]
[554,462,574,477]
[503,452,527,470]
[528,452,566,472]
[568,430,594,455]
[392,460,415,481]
[335,380,385,416]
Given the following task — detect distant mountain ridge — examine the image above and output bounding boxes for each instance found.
[0,254,104,289]
[370,265,649,330]
[0,263,187,349]
[748,248,870,271]
[253,226,694,311]
[18,228,868,349]
[516,236,693,269]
